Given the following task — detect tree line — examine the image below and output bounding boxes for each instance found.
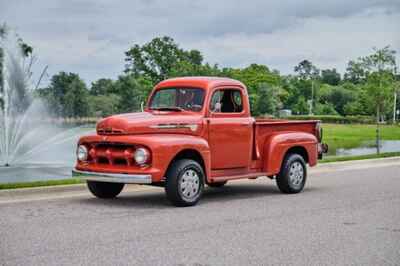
[1,29,399,122]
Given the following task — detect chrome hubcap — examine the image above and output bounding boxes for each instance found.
[289,161,304,187]
[179,169,200,200]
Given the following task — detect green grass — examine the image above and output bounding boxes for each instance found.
[323,123,400,155]
[320,151,400,163]
[0,178,84,190]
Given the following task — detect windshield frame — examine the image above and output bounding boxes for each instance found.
[147,86,206,113]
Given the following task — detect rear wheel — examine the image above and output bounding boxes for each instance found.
[165,159,204,207]
[87,181,124,198]
[208,181,227,188]
[276,153,306,193]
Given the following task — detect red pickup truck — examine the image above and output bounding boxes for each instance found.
[73,77,327,206]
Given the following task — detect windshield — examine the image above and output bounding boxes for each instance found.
[149,87,205,112]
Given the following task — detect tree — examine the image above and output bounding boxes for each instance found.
[170,61,221,78]
[365,71,394,121]
[314,103,338,115]
[361,46,396,122]
[63,78,90,117]
[90,78,116,96]
[256,83,280,116]
[292,96,308,115]
[223,64,281,114]
[294,60,319,80]
[344,60,367,84]
[361,46,397,153]
[319,86,355,115]
[125,36,203,84]
[89,94,120,117]
[321,68,341,86]
[343,94,370,115]
[294,60,320,114]
[39,72,89,117]
[114,74,143,113]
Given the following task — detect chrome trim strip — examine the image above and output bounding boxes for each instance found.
[72,169,152,184]
[149,123,198,131]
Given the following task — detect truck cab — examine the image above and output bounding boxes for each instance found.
[73,77,327,206]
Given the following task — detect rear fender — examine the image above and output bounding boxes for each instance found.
[262,132,318,175]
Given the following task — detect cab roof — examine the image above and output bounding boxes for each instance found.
[155,76,246,90]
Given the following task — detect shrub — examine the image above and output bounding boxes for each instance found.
[285,115,375,124]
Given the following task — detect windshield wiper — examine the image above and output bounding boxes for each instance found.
[151,107,184,112]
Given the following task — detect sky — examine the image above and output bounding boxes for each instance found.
[1,0,399,85]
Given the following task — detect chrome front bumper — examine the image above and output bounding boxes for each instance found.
[72,169,152,184]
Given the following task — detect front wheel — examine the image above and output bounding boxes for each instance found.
[165,159,205,207]
[276,153,307,194]
[87,181,124,198]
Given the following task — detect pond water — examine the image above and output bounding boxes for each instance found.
[0,127,94,184]
[328,140,400,157]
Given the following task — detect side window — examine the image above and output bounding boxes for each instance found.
[210,90,223,112]
[210,89,243,113]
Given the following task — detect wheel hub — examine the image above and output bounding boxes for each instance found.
[180,169,200,200]
[289,161,304,186]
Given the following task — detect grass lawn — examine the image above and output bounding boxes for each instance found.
[320,151,400,163]
[322,123,400,155]
[0,178,84,190]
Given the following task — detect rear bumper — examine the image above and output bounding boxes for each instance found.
[72,169,152,184]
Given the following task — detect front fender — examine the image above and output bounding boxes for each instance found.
[262,132,318,175]
[147,134,211,182]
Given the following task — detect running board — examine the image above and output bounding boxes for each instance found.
[211,172,269,182]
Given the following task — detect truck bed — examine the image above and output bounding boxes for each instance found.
[255,118,319,134]
[252,118,319,164]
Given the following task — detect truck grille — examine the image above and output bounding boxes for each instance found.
[87,143,135,166]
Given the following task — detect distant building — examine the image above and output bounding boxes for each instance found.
[279,109,292,117]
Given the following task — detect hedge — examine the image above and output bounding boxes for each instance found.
[284,115,376,124]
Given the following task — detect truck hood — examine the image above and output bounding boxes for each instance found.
[96,111,204,135]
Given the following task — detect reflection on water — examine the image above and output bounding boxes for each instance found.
[331,140,400,157]
[0,127,94,183]
[0,163,72,183]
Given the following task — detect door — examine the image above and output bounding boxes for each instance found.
[208,88,253,169]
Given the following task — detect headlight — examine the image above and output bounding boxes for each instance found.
[134,147,150,165]
[77,145,88,161]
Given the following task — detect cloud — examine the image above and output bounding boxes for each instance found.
[1,0,399,84]
[192,8,400,74]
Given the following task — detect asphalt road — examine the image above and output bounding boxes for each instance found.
[1,158,400,266]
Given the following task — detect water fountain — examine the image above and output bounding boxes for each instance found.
[0,31,92,183]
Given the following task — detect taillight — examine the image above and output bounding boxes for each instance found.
[316,122,322,142]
